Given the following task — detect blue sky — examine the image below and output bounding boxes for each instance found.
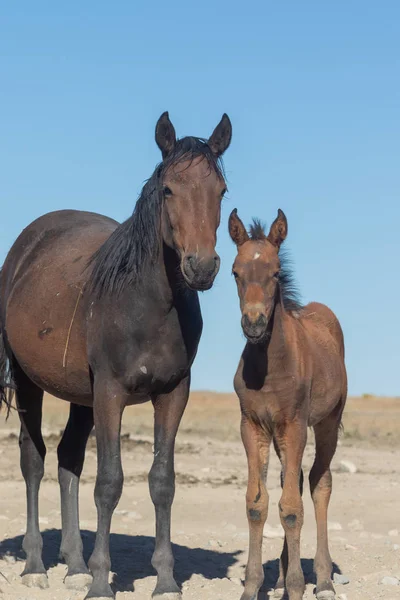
[1,2,399,396]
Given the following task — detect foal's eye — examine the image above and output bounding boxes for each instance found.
[221,187,227,197]
[232,270,239,279]
[273,271,280,279]
[163,186,173,196]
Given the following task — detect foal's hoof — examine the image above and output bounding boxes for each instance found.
[273,587,285,599]
[65,573,93,590]
[21,573,49,589]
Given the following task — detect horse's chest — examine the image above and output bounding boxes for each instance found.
[103,306,202,399]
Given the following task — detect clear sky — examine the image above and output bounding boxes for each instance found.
[1,2,399,396]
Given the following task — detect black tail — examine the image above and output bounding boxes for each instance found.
[0,272,16,418]
[0,330,15,418]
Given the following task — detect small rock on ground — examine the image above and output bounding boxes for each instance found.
[380,576,399,585]
[328,521,343,531]
[334,573,350,585]
[263,523,285,539]
[339,460,357,473]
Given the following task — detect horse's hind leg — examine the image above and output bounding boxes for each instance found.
[309,410,342,600]
[14,363,48,589]
[58,403,94,590]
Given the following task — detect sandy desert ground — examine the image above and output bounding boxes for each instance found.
[0,392,397,600]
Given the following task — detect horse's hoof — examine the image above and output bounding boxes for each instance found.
[21,573,49,589]
[273,588,285,599]
[316,591,335,600]
[65,573,93,590]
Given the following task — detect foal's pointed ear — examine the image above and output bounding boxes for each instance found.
[208,113,232,157]
[267,209,288,249]
[229,209,249,246]
[155,112,177,159]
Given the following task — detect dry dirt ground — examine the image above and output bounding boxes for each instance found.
[0,393,398,600]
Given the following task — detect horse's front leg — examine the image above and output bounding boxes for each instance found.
[149,374,190,599]
[86,376,126,600]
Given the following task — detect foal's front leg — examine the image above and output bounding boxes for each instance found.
[241,417,271,600]
[274,421,307,600]
[86,377,126,600]
[149,375,190,599]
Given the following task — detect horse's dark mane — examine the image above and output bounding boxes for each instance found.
[249,218,303,312]
[87,137,225,298]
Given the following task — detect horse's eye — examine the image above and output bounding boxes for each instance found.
[163,186,173,196]
[221,187,227,197]
[232,271,239,279]
[274,271,280,279]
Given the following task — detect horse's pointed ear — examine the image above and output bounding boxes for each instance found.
[267,209,288,249]
[229,209,249,246]
[155,112,177,159]
[208,114,232,157]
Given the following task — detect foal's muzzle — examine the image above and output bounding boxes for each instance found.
[182,253,221,291]
[241,313,269,344]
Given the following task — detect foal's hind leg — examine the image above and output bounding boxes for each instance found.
[309,413,341,600]
[58,403,94,590]
[149,376,190,599]
[14,364,48,589]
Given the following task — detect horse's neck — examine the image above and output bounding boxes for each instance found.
[265,301,292,369]
[130,243,197,314]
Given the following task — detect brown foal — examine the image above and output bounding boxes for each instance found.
[229,209,347,600]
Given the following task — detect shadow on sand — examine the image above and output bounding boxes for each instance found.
[0,528,242,593]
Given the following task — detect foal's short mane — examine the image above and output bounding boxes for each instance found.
[87,137,225,298]
[249,218,303,313]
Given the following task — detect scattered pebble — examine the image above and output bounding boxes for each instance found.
[122,511,142,520]
[328,521,343,531]
[334,573,350,585]
[388,529,399,537]
[337,594,348,600]
[3,554,16,565]
[348,518,363,531]
[380,576,399,586]
[339,460,357,474]
[345,543,358,551]
[263,523,285,539]
[393,544,400,551]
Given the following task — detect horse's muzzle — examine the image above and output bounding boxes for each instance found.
[182,253,220,291]
[241,313,268,344]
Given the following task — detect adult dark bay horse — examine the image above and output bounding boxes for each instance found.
[0,112,232,599]
[229,209,347,600]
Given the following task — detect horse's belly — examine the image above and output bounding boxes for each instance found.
[6,266,93,404]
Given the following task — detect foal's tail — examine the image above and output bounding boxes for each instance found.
[0,271,15,417]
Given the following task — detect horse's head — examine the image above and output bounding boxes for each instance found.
[156,112,232,291]
[229,209,288,344]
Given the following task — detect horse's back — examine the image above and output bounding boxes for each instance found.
[1,210,118,403]
[301,301,345,359]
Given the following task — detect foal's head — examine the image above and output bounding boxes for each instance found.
[229,209,288,343]
[156,112,232,290]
